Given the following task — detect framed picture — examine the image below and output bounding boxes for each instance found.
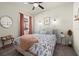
[44,17,50,25]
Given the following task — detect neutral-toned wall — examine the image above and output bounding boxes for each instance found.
[33,3,73,34]
[0,3,73,48]
[73,2,79,55]
[0,4,32,47]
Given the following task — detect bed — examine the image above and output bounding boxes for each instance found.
[14,34,57,56]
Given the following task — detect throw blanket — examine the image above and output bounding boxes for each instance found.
[29,34,57,56]
[14,34,57,56]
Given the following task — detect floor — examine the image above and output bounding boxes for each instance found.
[0,44,22,56]
[0,44,77,56]
[54,44,77,56]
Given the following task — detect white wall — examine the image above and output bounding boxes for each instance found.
[73,2,79,55]
[33,3,73,34]
[0,4,32,47]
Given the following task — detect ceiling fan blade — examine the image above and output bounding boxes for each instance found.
[38,2,43,3]
[28,2,34,4]
[38,5,44,9]
[32,7,35,10]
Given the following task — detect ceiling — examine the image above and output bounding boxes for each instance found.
[0,2,73,15]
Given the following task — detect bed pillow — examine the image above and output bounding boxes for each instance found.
[20,35,38,51]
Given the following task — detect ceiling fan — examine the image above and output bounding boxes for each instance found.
[27,2,44,10]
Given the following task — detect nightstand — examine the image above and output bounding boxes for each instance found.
[60,36,66,45]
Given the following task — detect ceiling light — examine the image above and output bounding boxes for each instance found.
[33,3,38,7]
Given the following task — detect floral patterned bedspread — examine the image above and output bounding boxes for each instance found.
[29,34,57,56]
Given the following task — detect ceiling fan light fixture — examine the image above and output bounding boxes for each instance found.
[33,3,38,7]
